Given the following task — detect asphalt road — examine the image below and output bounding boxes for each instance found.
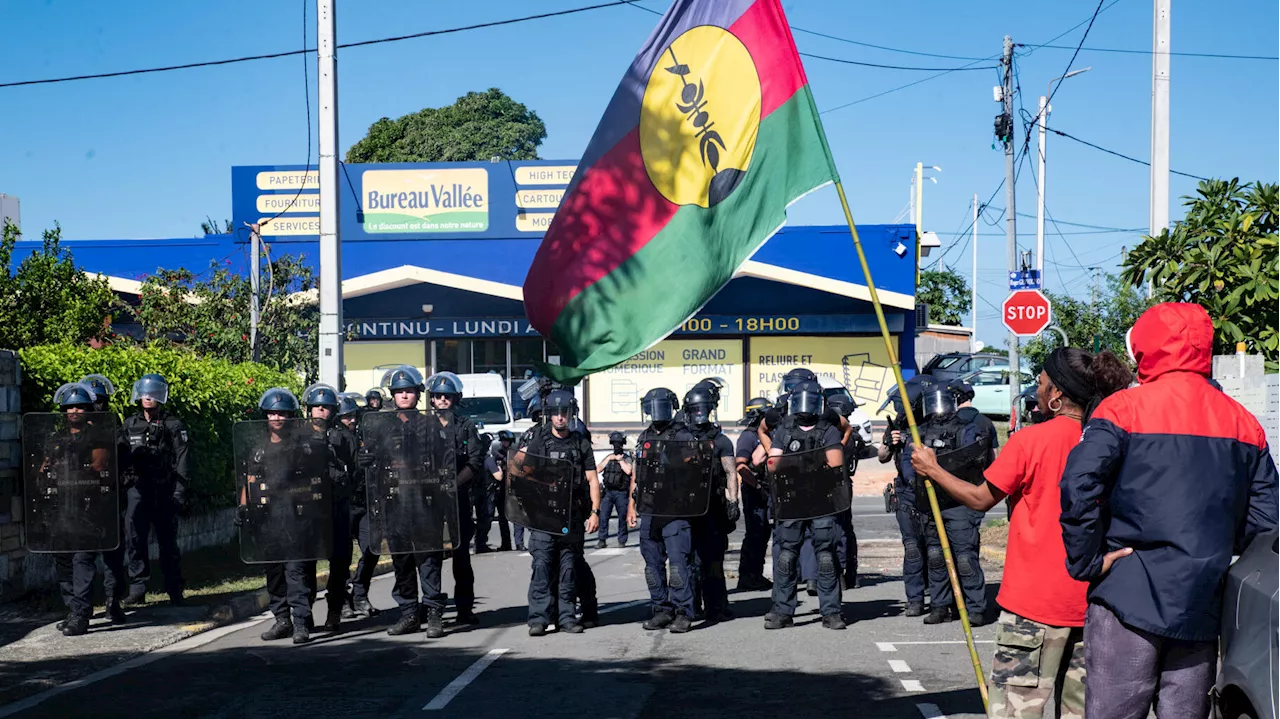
[1,509,1002,719]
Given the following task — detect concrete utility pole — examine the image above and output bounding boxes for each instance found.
[1036,94,1048,284]
[248,223,261,363]
[1149,0,1171,298]
[317,0,343,388]
[971,193,979,353]
[1001,35,1020,405]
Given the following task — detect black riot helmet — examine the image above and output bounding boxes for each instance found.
[682,385,718,427]
[738,396,773,427]
[497,429,515,444]
[921,385,958,420]
[779,368,818,396]
[80,374,115,411]
[131,373,170,405]
[426,371,464,401]
[364,387,385,410]
[948,378,976,405]
[303,383,340,409]
[641,387,679,426]
[479,432,494,448]
[880,374,935,418]
[258,387,300,415]
[381,365,425,393]
[827,393,854,419]
[526,395,543,423]
[608,431,626,449]
[787,380,825,425]
[337,392,363,418]
[54,382,98,410]
[692,377,725,405]
[544,389,577,417]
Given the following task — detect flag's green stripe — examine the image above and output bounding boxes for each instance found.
[545,86,834,383]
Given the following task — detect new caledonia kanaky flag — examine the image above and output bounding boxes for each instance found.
[523,0,839,383]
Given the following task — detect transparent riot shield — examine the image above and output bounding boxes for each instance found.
[770,444,852,522]
[360,410,460,555]
[505,452,575,535]
[234,419,334,564]
[22,412,121,553]
[634,439,714,518]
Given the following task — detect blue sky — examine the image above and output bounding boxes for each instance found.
[0,0,1275,347]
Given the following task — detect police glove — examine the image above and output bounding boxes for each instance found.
[725,501,741,524]
[357,451,375,469]
[233,505,249,527]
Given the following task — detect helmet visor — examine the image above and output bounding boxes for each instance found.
[641,396,675,423]
[685,401,715,426]
[787,389,824,418]
[922,389,957,418]
[131,377,169,405]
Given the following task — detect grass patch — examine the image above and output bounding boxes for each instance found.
[981,517,1009,550]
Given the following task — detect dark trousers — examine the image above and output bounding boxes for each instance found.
[527,530,583,627]
[347,507,379,602]
[390,510,474,615]
[1083,603,1215,719]
[266,560,316,623]
[895,506,928,604]
[56,546,127,616]
[922,504,985,615]
[597,489,630,545]
[692,515,728,617]
[491,483,512,549]
[125,485,183,596]
[773,515,843,617]
[638,516,695,618]
[324,497,352,613]
[469,481,494,551]
[739,484,771,580]
[800,513,856,585]
[513,523,526,547]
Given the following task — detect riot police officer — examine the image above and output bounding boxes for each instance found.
[878,376,934,617]
[337,392,381,618]
[684,384,739,623]
[595,431,633,548]
[303,383,358,632]
[121,374,189,606]
[735,397,774,591]
[44,382,129,636]
[80,374,115,413]
[628,388,699,633]
[764,380,848,630]
[473,432,497,554]
[512,389,600,635]
[364,388,385,412]
[385,369,485,637]
[486,430,515,552]
[826,394,861,589]
[902,383,996,626]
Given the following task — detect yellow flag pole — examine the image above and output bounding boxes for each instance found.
[834,181,989,711]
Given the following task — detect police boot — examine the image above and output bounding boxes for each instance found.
[292,623,312,645]
[106,601,128,625]
[821,613,848,631]
[514,542,525,551]
[260,617,293,641]
[559,620,585,634]
[528,623,548,637]
[904,601,926,617]
[424,607,445,639]
[642,611,674,630]
[763,612,794,630]
[55,611,74,632]
[668,614,692,634]
[321,608,342,633]
[61,612,90,637]
[736,575,773,592]
[595,538,607,549]
[121,587,147,607]
[455,608,479,626]
[923,605,958,625]
[387,611,420,636]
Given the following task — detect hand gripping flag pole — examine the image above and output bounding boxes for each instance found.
[834,184,990,711]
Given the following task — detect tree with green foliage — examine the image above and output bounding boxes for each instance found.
[346,88,547,163]
[130,253,319,380]
[1121,179,1278,362]
[917,267,972,326]
[0,220,119,350]
[1022,275,1150,373]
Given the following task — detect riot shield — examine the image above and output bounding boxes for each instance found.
[935,440,991,486]
[505,452,575,534]
[23,412,121,553]
[234,419,334,564]
[770,444,852,522]
[360,410,460,555]
[634,440,714,518]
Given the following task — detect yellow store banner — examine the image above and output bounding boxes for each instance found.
[587,339,742,423]
[749,336,896,411]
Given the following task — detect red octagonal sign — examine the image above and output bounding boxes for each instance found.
[1002,289,1052,336]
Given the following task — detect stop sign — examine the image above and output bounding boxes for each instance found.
[1002,289,1052,336]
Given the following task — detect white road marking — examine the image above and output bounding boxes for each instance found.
[422,648,509,711]
[876,642,897,652]
[887,640,995,645]
[900,679,925,692]
[916,702,947,718]
[888,659,911,673]
[589,548,628,556]
[597,599,648,616]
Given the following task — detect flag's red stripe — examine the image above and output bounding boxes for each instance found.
[729,0,808,117]
[523,128,679,332]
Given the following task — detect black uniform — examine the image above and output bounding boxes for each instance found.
[253,435,316,626]
[519,424,594,628]
[734,429,771,584]
[691,424,734,619]
[121,410,190,600]
[346,419,380,610]
[637,423,699,619]
[485,445,513,550]
[597,449,632,546]
[902,406,997,618]
[888,424,928,607]
[390,412,484,619]
[322,423,358,616]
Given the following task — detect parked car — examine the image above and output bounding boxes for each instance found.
[958,367,1035,418]
[1214,531,1278,719]
[920,352,1009,383]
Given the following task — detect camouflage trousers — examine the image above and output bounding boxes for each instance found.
[988,610,1085,719]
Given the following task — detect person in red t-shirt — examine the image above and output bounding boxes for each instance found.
[911,347,1132,719]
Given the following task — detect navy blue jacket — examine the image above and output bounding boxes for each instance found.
[1060,303,1278,641]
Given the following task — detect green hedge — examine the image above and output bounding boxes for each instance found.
[18,343,304,513]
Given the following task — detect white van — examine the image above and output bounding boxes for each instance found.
[454,373,534,435]
[817,377,875,446]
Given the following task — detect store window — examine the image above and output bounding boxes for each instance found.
[434,339,472,375]
[510,339,544,418]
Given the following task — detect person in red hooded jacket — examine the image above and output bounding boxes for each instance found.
[1059,303,1278,719]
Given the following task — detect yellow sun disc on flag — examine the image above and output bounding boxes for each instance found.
[639,25,762,209]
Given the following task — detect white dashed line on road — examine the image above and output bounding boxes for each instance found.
[887,659,911,673]
[900,679,925,692]
[916,702,947,718]
[885,640,995,645]
[422,648,509,711]
[875,642,897,652]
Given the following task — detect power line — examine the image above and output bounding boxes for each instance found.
[1044,125,1210,180]
[0,1,633,89]
[789,26,988,62]
[819,54,997,114]
[799,52,995,72]
[1020,43,1278,61]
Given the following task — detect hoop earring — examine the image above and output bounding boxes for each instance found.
[1048,397,1063,413]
